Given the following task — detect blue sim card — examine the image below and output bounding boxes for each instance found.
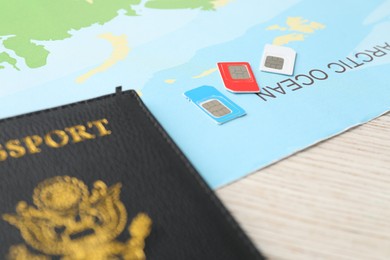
[184,86,246,124]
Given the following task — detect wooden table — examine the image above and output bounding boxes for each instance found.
[217,113,390,260]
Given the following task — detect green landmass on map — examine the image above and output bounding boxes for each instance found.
[0,0,215,71]
[0,0,142,69]
[0,52,19,70]
[145,0,215,10]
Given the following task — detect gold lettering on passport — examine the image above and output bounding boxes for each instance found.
[0,144,7,161]
[65,125,96,143]
[45,130,69,148]
[0,118,112,161]
[6,140,26,158]
[2,176,152,260]
[24,135,43,154]
[87,119,112,136]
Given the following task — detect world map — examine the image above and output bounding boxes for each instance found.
[0,0,389,188]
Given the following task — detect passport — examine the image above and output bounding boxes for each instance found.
[0,88,264,260]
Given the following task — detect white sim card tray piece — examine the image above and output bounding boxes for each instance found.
[260,44,297,75]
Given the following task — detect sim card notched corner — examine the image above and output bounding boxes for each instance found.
[184,86,246,125]
[260,44,297,76]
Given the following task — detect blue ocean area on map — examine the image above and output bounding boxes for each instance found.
[0,0,389,187]
[141,1,390,187]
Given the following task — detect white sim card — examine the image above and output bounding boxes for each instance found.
[260,44,297,75]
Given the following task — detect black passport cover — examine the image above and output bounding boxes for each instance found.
[0,89,263,260]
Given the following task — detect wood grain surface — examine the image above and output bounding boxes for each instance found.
[217,113,390,260]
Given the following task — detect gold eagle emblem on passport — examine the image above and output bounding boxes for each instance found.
[2,176,152,260]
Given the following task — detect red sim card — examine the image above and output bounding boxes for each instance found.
[217,62,260,93]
